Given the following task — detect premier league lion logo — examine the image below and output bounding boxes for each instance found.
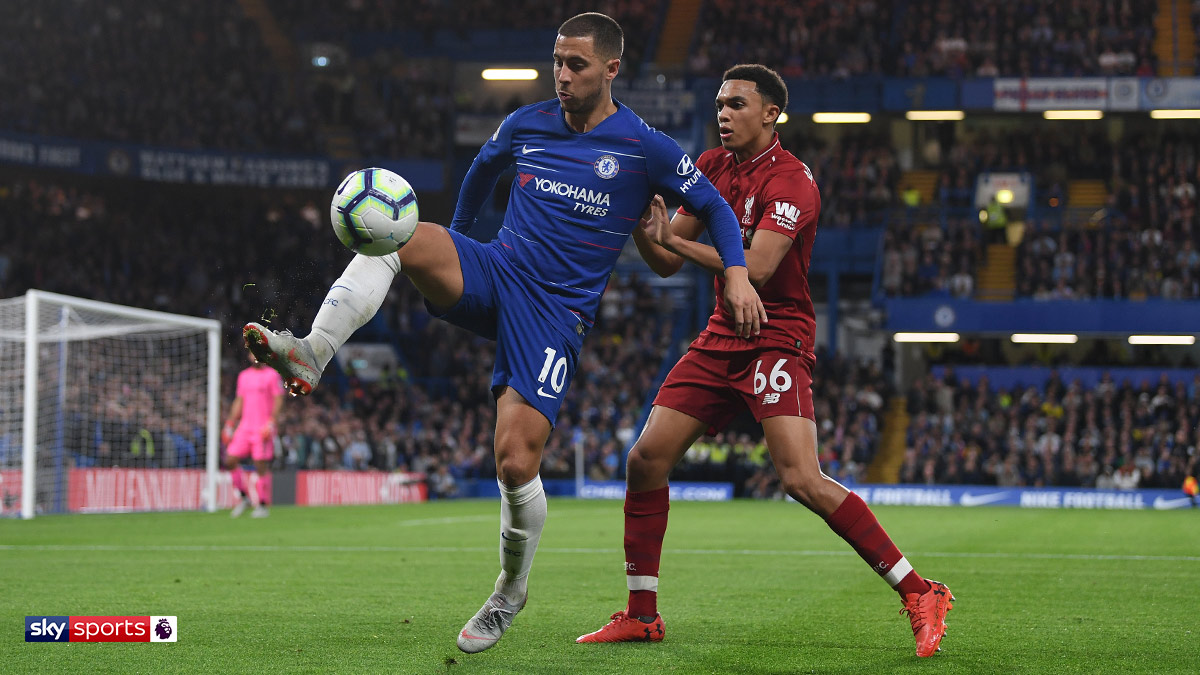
[155,618,173,640]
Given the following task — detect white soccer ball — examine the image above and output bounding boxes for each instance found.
[330,167,419,256]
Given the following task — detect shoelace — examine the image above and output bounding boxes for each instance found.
[476,603,516,633]
[900,598,927,631]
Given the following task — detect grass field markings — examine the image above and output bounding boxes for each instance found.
[393,514,497,527]
[2,543,1197,562]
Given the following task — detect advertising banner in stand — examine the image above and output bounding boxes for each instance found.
[0,131,443,191]
[852,484,1193,510]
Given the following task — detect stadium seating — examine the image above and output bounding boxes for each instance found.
[2,2,324,155]
[898,368,1197,489]
[882,129,1200,301]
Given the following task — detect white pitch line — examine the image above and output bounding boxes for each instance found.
[394,514,496,527]
[0,544,1196,562]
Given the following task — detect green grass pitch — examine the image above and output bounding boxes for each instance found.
[3,499,1198,674]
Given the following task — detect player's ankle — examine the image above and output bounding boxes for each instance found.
[636,615,656,623]
[305,333,335,369]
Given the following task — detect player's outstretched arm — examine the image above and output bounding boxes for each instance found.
[632,195,705,277]
[642,194,792,288]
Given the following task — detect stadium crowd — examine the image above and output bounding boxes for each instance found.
[899,369,1200,490]
[893,0,1157,78]
[882,129,1200,301]
[688,0,1159,78]
[3,1,323,155]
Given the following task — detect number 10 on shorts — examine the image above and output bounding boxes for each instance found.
[753,358,792,395]
[538,348,568,395]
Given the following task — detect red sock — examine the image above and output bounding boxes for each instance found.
[825,492,930,597]
[624,486,669,618]
[255,473,272,506]
[231,465,248,497]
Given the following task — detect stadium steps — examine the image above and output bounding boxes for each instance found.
[237,0,299,75]
[653,0,704,70]
[865,397,909,483]
[975,243,1016,302]
[1154,0,1195,76]
[900,169,940,205]
[1067,179,1109,208]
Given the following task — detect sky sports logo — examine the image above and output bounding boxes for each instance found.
[26,616,177,642]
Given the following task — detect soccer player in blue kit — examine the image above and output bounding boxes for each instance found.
[243,12,765,654]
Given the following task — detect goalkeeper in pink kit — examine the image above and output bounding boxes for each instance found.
[223,355,284,517]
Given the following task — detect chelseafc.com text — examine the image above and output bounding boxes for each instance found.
[25,616,177,642]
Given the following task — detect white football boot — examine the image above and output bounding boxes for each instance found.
[456,591,526,654]
[242,323,322,396]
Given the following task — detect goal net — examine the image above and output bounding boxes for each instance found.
[0,291,221,518]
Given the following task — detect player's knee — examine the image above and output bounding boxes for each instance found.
[778,469,817,508]
[625,444,670,489]
[494,442,540,487]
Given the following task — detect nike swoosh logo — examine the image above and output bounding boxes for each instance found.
[1153,496,1194,510]
[522,145,544,154]
[959,492,1009,507]
[461,630,490,641]
[287,348,318,373]
[536,387,557,399]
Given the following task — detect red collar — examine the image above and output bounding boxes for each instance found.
[729,133,781,169]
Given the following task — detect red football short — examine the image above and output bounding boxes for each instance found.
[653,332,816,435]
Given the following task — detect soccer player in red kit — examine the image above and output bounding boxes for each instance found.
[576,64,954,657]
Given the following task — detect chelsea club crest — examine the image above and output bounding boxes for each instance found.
[593,154,619,179]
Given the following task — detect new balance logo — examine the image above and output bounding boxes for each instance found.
[522,145,545,154]
[762,393,780,404]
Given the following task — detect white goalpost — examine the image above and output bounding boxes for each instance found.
[0,290,221,519]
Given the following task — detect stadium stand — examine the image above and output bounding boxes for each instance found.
[687,0,1159,78]
[898,368,1198,490]
[1,2,324,155]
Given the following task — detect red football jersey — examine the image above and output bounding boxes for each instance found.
[680,134,820,351]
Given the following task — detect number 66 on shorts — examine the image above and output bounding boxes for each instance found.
[652,333,816,433]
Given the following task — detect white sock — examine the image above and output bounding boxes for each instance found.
[307,253,401,368]
[494,475,546,602]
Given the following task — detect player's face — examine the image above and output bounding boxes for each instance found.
[715,79,779,157]
[553,35,618,115]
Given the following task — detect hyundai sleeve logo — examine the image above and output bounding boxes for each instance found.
[676,155,694,176]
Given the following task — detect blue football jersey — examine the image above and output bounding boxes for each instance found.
[451,99,746,325]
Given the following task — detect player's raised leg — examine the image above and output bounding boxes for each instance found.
[458,387,550,654]
[576,405,705,644]
[245,221,463,396]
[761,415,954,657]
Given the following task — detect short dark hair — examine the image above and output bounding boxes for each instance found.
[558,12,624,61]
[722,64,788,113]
